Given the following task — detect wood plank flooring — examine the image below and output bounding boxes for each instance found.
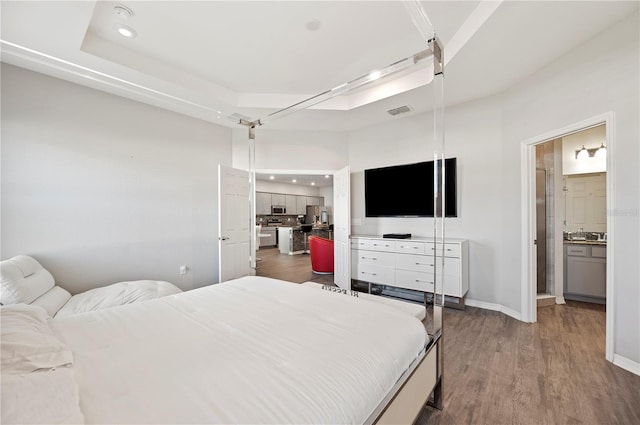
[255,246,334,285]
[256,246,640,425]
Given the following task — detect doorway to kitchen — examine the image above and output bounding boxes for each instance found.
[254,170,336,282]
[521,112,613,361]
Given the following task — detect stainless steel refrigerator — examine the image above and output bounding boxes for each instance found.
[305,205,328,224]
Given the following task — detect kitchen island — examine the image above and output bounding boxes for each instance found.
[278,225,332,255]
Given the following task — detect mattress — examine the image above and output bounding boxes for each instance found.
[50,276,428,424]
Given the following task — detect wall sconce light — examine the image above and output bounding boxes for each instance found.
[575,143,606,159]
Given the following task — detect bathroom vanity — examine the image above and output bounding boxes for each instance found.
[564,241,606,304]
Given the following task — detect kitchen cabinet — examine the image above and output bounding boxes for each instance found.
[285,195,297,215]
[306,196,321,206]
[564,243,606,303]
[295,195,307,214]
[271,193,286,206]
[278,227,306,254]
[260,227,277,247]
[256,192,272,215]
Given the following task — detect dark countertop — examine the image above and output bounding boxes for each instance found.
[564,240,607,246]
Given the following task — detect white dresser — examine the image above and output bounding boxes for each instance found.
[351,236,469,307]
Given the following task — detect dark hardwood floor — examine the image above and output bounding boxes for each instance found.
[255,246,640,425]
[255,246,334,285]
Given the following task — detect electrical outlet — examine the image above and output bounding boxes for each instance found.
[179,265,187,275]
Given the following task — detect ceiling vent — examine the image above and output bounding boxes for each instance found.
[387,105,412,116]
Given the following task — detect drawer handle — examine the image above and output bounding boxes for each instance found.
[361,272,377,276]
[415,279,430,283]
[361,256,377,260]
[373,244,390,247]
[415,262,434,266]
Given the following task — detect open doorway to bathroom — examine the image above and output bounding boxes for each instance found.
[534,125,607,310]
[523,113,613,361]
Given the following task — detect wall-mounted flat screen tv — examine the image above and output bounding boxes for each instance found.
[364,158,457,217]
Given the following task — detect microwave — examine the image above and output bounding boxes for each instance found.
[271,205,286,215]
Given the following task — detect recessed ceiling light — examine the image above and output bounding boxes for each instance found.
[292,179,297,183]
[115,24,137,39]
[269,176,275,180]
[311,182,315,186]
[324,175,330,178]
[369,70,382,81]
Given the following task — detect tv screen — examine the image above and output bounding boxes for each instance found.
[364,158,457,217]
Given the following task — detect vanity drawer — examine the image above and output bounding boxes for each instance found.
[566,245,588,256]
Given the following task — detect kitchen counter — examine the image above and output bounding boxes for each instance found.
[563,240,606,246]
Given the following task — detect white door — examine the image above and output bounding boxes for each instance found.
[333,166,351,289]
[218,165,250,282]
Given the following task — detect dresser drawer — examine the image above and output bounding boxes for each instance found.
[395,270,434,292]
[396,253,435,273]
[351,238,370,250]
[396,241,426,255]
[369,240,397,252]
[396,255,460,275]
[355,250,395,267]
[427,243,461,257]
[353,263,394,285]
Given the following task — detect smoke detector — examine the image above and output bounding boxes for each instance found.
[387,105,412,116]
[114,4,134,19]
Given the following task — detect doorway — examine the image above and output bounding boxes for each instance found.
[521,113,614,361]
[253,170,336,278]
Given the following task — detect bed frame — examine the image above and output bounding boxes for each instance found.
[368,331,443,424]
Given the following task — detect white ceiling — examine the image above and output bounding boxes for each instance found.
[1,1,638,134]
[256,172,333,188]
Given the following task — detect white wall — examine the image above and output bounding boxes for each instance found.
[1,64,233,293]
[231,128,348,172]
[348,96,505,306]
[501,11,639,364]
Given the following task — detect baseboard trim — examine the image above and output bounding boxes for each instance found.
[465,299,522,321]
[556,296,566,305]
[613,354,640,376]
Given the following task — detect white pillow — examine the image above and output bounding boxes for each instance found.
[1,304,73,374]
[1,255,55,305]
[31,286,72,318]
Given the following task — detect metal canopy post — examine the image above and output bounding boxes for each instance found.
[239,119,261,272]
[429,35,445,411]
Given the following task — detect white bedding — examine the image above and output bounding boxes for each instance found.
[54,280,182,317]
[50,276,428,424]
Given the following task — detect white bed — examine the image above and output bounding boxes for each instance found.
[34,276,433,424]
